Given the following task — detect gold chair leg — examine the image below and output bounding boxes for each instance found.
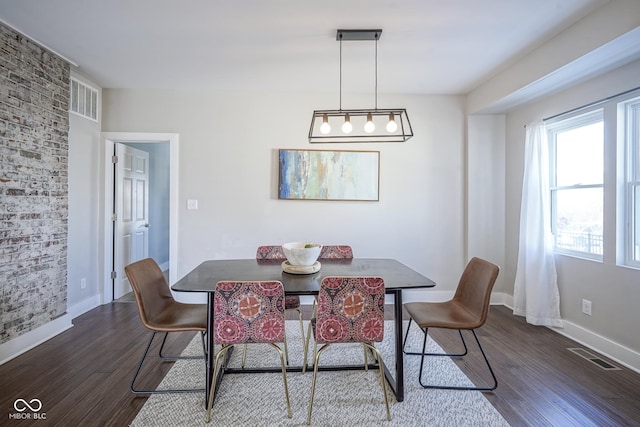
[310,297,317,318]
[270,343,293,418]
[283,335,290,365]
[363,344,368,371]
[302,321,313,374]
[296,307,305,353]
[364,343,391,421]
[205,345,232,423]
[307,343,330,425]
[241,343,247,368]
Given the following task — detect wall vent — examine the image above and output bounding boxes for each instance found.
[567,348,621,370]
[70,77,98,121]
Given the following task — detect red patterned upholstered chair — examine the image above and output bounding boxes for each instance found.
[255,245,303,365]
[303,276,391,424]
[318,245,354,259]
[205,280,292,423]
[310,245,354,317]
[256,245,286,260]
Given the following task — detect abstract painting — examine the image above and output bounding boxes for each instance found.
[278,149,380,201]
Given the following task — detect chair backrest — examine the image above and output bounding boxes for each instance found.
[213,281,285,345]
[256,245,286,260]
[315,276,385,344]
[318,245,353,259]
[452,257,500,328]
[124,258,175,330]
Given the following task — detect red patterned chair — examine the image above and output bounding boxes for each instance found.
[255,245,303,365]
[205,280,292,422]
[303,276,391,424]
[318,245,354,259]
[311,245,354,317]
[256,245,286,260]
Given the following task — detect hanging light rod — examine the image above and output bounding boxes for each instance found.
[336,29,382,41]
[309,28,413,143]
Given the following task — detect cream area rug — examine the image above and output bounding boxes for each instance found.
[131,321,509,426]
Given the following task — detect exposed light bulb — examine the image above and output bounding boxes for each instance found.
[320,114,331,134]
[342,114,352,134]
[364,113,375,133]
[386,113,398,132]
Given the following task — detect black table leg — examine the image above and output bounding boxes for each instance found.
[393,290,404,401]
[205,293,214,405]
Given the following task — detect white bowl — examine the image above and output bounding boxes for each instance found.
[282,242,322,266]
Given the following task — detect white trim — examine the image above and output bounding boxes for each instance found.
[68,294,102,320]
[0,315,72,365]
[401,290,640,373]
[0,18,79,67]
[552,319,640,374]
[100,132,179,304]
[496,293,640,374]
[2,294,638,373]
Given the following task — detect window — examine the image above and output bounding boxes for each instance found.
[623,96,640,267]
[547,110,604,259]
[69,77,98,121]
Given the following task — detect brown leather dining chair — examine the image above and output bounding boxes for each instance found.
[402,257,499,391]
[124,258,208,394]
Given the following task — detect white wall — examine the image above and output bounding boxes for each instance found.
[504,59,640,367]
[101,90,470,295]
[66,72,102,317]
[467,115,506,290]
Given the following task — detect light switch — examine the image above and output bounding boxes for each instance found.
[187,199,198,210]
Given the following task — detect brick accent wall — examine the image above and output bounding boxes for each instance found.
[0,24,70,344]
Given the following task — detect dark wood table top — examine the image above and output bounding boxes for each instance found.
[172,258,435,295]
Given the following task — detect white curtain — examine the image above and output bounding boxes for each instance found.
[513,121,563,327]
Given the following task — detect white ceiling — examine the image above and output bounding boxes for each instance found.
[0,0,607,94]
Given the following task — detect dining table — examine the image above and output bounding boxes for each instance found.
[171,257,436,403]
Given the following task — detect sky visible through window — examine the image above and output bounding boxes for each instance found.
[553,121,604,255]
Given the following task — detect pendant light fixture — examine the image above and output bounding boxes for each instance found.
[308,29,413,143]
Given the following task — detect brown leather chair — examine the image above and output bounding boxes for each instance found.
[402,257,499,391]
[124,258,208,394]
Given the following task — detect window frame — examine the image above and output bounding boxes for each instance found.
[546,109,604,261]
[622,96,640,268]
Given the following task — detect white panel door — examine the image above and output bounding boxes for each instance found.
[114,144,150,299]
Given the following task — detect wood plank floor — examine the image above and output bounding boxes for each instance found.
[1,302,639,426]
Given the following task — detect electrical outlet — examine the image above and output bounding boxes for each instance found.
[81,278,87,289]
[582,299,592,316]
[187,199,198,210]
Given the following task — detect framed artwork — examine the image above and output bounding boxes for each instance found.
[278,149,380,201]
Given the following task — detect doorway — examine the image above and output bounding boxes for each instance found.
[101,132,179,304]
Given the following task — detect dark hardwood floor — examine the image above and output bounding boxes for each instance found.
[1,302,639,426]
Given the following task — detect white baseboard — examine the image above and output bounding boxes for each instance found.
[68,294,102,320]
[492,292,640,374]
[550,319,640,373]
[3,290,639,374]
[0,315,73,365]
[159,260,169,272]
